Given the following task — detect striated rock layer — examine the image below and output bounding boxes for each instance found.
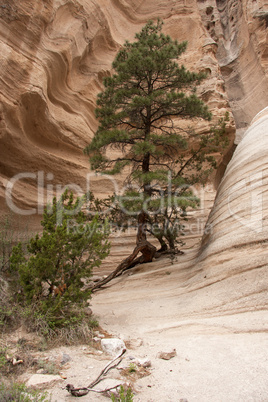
[91,108,268,401]
[94,108,268,328]
[196,107,268,302]
[198,0,268,141]
[0,0,234,222]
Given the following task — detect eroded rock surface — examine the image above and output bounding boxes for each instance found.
[91,108,268,401]
[196,107,268,308]
[197,0,268,141]
[0,0,234,217]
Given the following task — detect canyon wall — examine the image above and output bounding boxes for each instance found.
[0,0,236,222]
[196,107,268,302]
[198,0,268,141]
[0,0,267,235]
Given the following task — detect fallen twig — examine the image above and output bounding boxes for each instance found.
[88,348,126,388]
[66,348,127,397]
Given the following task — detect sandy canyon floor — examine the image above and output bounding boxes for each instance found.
[41,244,268,402]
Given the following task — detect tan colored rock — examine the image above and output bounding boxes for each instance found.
[193,107,268,316]
[87,108,268,401]
[26,373,63,389]
[0,0,234,221]
[197,0,268,141]
[157,348,177,360]
[201,106,268,258]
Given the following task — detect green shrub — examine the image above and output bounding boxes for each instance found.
[128,363,137,373]
[111,385,134,402]
[0,280,15,331]
[37,358,58,375]
[0,347,7,371]
[9,190,110,337]
[0,213,31,273]
[0,382,50,401]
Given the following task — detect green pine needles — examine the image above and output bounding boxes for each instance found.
[10,190,110,335]
[85,19,229,252]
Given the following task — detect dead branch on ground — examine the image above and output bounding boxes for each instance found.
[66,348,126,397]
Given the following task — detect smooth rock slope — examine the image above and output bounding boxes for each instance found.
[91,108,268,401]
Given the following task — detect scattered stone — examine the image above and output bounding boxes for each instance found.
[91,276,103,283]
[157,348,177,360]
[26,374,63,389]
[101,338,126,356]
[95,330,106,339]
[179,399,188,402]
[125,338,143,349]
[61,353,71,365]
[36,369,47,374]
[137,358,151,368]
[128,356,136,361]
[94,350,103,356]
[93,336,101,342]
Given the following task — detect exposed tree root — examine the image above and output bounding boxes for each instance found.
[66,349,126,397]
[90,241,156,292]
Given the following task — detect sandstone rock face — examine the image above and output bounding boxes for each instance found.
[93,108,268,336]
[196,107,268,313]
[0,0,234,219]
[198,0,268,141]
[201,106,268,257]
[90,109,268,402]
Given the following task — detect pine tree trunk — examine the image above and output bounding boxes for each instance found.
[90,211,157,292]
[90,240,156,292]
[136,211,147,244]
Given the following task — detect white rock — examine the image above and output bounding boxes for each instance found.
[137,358,151,368]
[101,338,126,356]
[36,369,46,374]
[26,374,63,388]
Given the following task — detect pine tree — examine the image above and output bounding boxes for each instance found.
[84,19,228,259]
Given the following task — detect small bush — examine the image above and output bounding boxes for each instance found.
[0,213,31,273]
[0,382,50,402]
[37,358,58,375]
[9,190,110,340]
[0,347,8,371]
[0,278,15,331]
[0,214,32,333]
[111,385,134,402]
[128,363,137,373]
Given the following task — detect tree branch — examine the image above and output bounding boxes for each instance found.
[66,349,127,397]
